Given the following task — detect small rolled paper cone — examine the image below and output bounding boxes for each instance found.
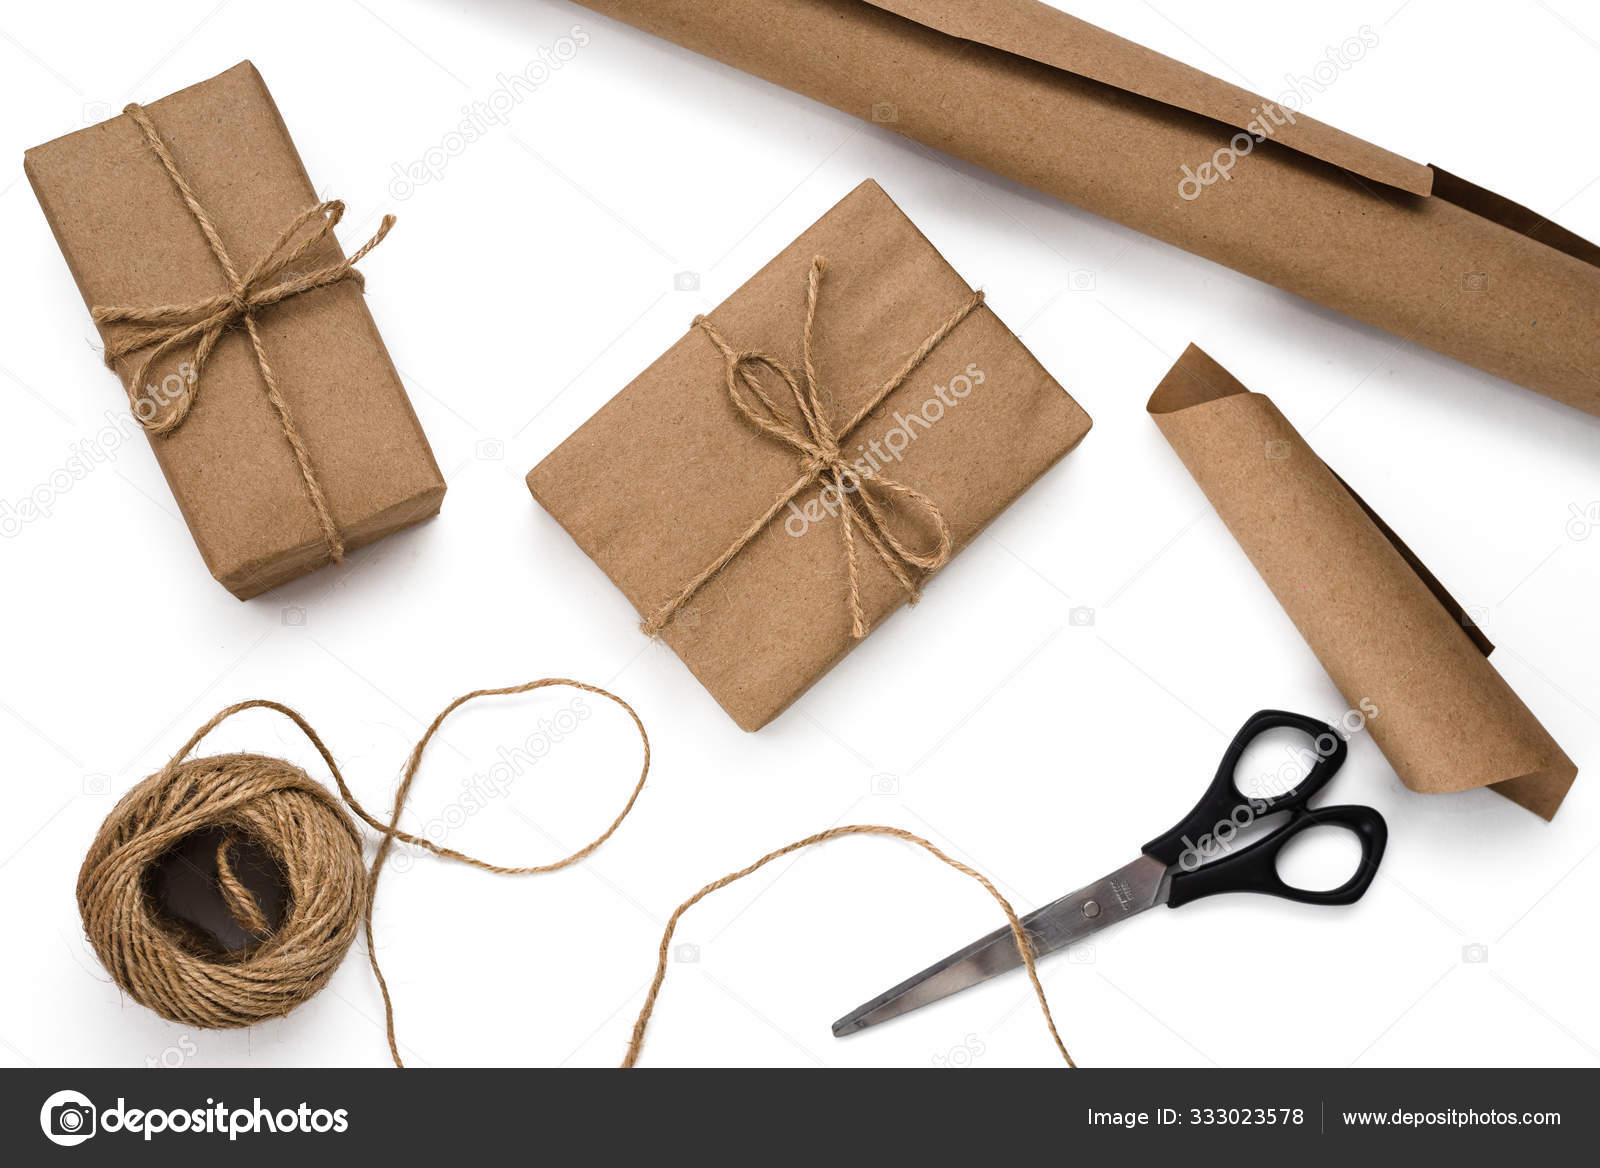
[1148,343,1576,820]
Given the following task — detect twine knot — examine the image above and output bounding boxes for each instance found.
[641,256,984,640]
[798,448,837,478]
[87,103,398,564]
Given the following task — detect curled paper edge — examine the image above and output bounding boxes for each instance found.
[1148,344,1576,820]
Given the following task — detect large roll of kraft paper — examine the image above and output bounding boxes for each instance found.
[573,0,1600,417]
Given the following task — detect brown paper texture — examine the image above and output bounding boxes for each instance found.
[1149,343,1577,820]
[575,0,1600,417]
[25,62,446,598]
[528,180,1091,730]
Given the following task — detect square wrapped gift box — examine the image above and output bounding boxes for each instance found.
[528,180,1091,729]
[25,62,445,598]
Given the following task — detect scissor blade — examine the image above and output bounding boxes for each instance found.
[832,854,1169,1036]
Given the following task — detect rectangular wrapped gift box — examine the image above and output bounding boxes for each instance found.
[529,180,1091,729]
[25,62,445,598]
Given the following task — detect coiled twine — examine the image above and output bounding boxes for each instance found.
[75,681,1072,1065]
[76,681,650,1060]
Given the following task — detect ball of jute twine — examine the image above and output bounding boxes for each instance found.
[77,680,650,1061]
[78,680,1073,1066]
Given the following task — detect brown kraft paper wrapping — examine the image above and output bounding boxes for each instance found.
[528,180,1092,730]
[1149,343,1577,820]
[25,62,446,598]
[573,0,1600,418]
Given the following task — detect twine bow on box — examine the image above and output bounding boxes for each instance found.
[89,102,397,564]
[641,256,986,640]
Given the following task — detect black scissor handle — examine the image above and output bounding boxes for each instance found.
[1142,710,1349,868]
[1164,804,1387,908]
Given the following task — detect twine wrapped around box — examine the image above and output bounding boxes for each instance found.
[642,256,984,640]
[528,179,1092,731]
[90,102,396,563]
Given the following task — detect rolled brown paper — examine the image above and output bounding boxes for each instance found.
[1149,343,1577,820]
[573,0,1600,418]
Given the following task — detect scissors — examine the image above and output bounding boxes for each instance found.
[832,710,1387,1036]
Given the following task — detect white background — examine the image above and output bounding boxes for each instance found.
[2,0,1598,1069]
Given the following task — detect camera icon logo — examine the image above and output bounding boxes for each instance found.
[475,438,505,461]
[1461,943,1489,964]
[1264,439,1292,461]
[870,101,899,123]
[1461,271,1488,292]
[1068,605,1096,627]
[673,943,700,963]
[673,270,701,292]
[40,1089,97,1146]
[281,605,308,628]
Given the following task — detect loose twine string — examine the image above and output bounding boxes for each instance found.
[89,102,397,563]
[621,825,1074,1067]
[642,257,985,640]
[76,680,650,1063]
[77,682,1072,1066]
